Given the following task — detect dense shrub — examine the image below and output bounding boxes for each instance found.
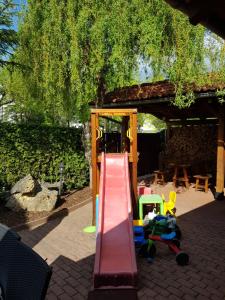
[0,123,89,191]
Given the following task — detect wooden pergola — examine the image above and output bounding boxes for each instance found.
[102,80,225,200]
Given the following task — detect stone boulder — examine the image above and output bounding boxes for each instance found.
[6,186,58,212]
[10,174,39,195]
[6,176,58,212]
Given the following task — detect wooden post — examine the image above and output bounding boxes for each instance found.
[91,112,97,225]
[131,112,138,204]
[121,116,129,152]
[215,113,225,200]
[166,122,170,144]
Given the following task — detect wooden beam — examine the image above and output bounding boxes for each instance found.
[91,112,97,225]
[101,115,122,125]
[121,116,129,152]
[91,108,137,115]
[167,118,218,126]
[131,112,138,210]
[216,113,224,199]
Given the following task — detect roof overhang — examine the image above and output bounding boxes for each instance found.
[165,0,225,39]
[99,81,225,123]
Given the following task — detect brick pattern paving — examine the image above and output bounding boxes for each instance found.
[20,203,95,300]
[19,186,225,299]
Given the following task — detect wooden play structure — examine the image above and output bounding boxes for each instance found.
[89,108,138,299]
[91,108,138,225]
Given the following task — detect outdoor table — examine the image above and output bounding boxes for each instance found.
[171,163,190,188]
[138,194,164,220]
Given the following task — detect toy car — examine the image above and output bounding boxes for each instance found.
[133,215,189,266]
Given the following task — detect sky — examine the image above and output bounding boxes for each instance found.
[12,0,26,31]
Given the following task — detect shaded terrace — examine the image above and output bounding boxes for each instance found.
[101,80,225,200]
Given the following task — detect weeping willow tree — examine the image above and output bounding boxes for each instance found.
[0,0,17,67]
[2,0,225,124]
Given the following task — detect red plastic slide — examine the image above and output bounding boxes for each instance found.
[89,152,138,299]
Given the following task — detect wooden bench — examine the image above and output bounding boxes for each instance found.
[193,175,211,193]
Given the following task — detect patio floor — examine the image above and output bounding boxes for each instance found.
[19,183,225,300]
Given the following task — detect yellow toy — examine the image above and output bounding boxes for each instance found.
[162,191,177,215]
[133,219,143,226]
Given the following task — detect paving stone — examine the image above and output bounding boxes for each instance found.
[196,295,210,300]
[158,288,170,297]
[57,294,73,300]
[167,286,184,298]
[153,295,168,300]
[183,295,196,300]
[18,189,225,300]
[180,286,198,297]
[50,285,64,296]
[64,286,77,297]
[46,293,58,300]
[168,294,181,300]
[193,285,211,297]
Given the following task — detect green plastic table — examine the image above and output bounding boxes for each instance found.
[138,194,164,220]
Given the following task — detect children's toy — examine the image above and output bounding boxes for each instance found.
[138,186,152,196]
[133,225,156,263]
[143,209,157,225]
[144,214,181,239]
[148,231,189,266]
[133,219,143,226]
[135,215,188,266]
[162,191,176,215]
[138,194,164,220]
[133,225,145,247]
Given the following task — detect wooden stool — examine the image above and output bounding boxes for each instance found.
[153,170,165,185]
[194,175,210,193]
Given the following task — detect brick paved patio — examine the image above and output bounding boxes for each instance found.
[19,183,225,299]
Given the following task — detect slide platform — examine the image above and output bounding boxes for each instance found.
[89,153,138,299]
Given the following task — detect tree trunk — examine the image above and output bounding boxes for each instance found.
[83,120,92,188]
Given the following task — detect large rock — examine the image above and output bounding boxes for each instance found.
[6,186,58,212]
[10,174,39,195]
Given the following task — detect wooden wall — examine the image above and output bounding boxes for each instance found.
[99,132,164,176]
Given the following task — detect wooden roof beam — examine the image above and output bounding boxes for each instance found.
[101,116,122,125]
[167,118,218,126]
[165,0,225,39]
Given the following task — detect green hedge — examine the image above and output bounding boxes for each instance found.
[0,123,89,191]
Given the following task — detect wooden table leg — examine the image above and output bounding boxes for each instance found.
[195,178,199,191]
[183,167,189,188]
[205,178,209,193]
[173,167,178,187]
[154,173,158,185]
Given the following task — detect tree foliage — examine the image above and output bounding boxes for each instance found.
[0,0,17,66]
[138,113,166,132]
[2,0,225,124]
